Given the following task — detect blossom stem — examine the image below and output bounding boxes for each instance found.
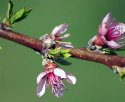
[0,28,125,69]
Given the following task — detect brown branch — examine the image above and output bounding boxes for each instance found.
[0,29,42,52]
[70,48,125,68]
[0,28,125,70]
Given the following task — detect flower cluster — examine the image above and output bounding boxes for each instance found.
[88,12,125,50]
[37,24,76,97]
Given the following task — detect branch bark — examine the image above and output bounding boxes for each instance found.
[0,28,125,69]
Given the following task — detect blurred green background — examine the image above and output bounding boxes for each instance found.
[0,0,125,102]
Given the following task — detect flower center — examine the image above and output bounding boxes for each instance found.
[52,82,64,97]
[48,72,64,97]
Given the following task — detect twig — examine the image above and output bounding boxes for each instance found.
[0,28,125,69]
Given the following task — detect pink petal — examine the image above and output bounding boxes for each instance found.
[55,34,70,41]
[53,68,66,78]
[63,44,74,48]
[59,33,71,39]
[102,12,112,27]
[98,12,112,36]
[101,36,121,49]
[57,41,74,48]
[66,73,76,84]
[98,25,108,36]
[58,43,74,48]
[37,72,47,84]
[115,23,125,35]
[106,40,121,49]
[37,76,47,97]
[62,33,70,38]
[51,24,68,35]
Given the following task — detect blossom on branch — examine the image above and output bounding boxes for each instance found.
[37,62,76,97]
[40,24,73,50]
[88,12,125,50]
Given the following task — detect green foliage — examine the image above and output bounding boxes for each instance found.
[100,48,117,55]
[10,8,32,24]
[7,0,13,20]
[55,58,72,65]
[4,0,32,27]
[119,68,125,80]
[49,47,71,58]
[112,66,125,80]
[40,48,71,66]
[48,47,71,65]
[49,47,61,57]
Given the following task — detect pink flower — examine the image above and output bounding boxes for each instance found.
[51,24,73,48]
[40,24,73,49]
[37,62,76,97]
[89,12,125,49]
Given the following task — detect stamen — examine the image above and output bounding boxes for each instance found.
[52,82,64,97]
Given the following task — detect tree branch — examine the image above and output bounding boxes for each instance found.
[0,28,125,70]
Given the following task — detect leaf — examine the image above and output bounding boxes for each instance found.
[49,48,71,58]
[61,53,71,58]
[10,8,32,24]
[100,48,117,55]
[10,8,25,24]
[60,49,71,58]
[14,8,32,22]
[7,0,13,19]
[113,66,125,80]
[55,58,72,65]
[48,54,55,59]
[120,74,125,80]
[49,47,61,57]
[119,68,125,80]
[61,49,70,54]
[23,8,32,17]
